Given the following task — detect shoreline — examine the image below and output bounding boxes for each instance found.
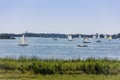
[0,57,120,75]
[0,57,120,80]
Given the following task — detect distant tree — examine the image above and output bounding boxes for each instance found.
[112,34,117,39]
[99,34,104,38]
[118,33,120,38]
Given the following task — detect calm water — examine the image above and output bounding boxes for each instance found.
[0,37,120,60]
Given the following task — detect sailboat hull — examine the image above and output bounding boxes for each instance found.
[96,40,101,42]
[19,44,28,46]
[68,39,73,41]
[77,45,88,47]
[83,42,91,43]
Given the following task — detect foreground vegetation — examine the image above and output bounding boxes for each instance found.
[1,73,120,80]
[0,57,120,79]
[0,57,120,75]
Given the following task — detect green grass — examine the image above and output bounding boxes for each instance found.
[0,57,120,75]
[0,73,120,80]
[0,57,120,79]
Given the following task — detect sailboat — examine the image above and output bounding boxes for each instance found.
[19,34,28,46]
[83,37,91,43]
[108,35,112,41]
[104,35,107,39]
[67,35,73,41]
[93,35,96,38]
[79,35,81,38]
[53,37,57,40]
[96,35,101,42]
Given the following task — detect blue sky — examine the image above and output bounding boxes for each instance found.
[0,0,120,34]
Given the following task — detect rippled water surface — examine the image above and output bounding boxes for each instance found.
[0,38,120,60]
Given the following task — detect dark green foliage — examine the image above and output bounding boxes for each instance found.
[0,57,120,75]
[80,62,110,74]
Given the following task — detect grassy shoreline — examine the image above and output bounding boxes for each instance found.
[0,57,120,79]
[0,57,120,75]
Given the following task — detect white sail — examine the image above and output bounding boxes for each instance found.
[79,35,81,38]
[96,35,101,42]
[67,35,73,41]
[83,37,91,43]
[104,35,107,39]
[108,35,112,41]
[93,35,96,38]
[98,35,100,38]
[19,35,28,46]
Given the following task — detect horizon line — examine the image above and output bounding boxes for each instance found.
[0,32,119,35]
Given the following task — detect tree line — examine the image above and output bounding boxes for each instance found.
[0,33,120,39]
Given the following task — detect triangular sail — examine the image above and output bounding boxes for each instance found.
[98,35,100,38]
[83,37,91,43]
[93,35,96,38]
[79,35,81,38]
[67,35,73,41]
[108,35,112,41]
[104,35,107,39]
[96,35,101,42]
[19,35,28,46]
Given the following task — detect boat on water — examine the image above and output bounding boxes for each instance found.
[108,35,112,41]
[83,37,91,43]
[93,35,96,38]
[77,44,88,47]
[53,38,57,40]
[79,35,82,38]
[104,35,107,39]
[19,34,28,46]
[67,35,73,41]
[96,35,101,42]
[96,40,101,42]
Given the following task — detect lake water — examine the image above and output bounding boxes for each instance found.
[0,37,120,60]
